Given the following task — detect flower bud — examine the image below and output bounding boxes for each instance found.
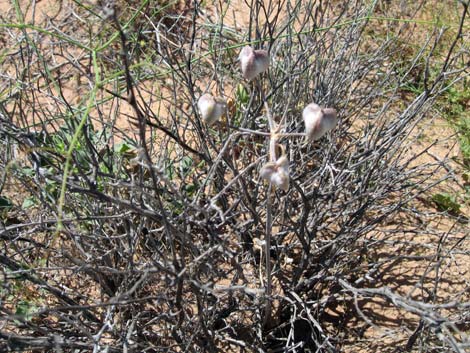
[197,94,227,125]
[239,46,269,81]
[260,155,289,191]
[302,103,338,141]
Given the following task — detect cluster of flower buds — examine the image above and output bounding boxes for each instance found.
[238,46,270,81]
[197,45,338,192]
[260,155,289,191]
[197,94,227,126]
[302,103,338,141]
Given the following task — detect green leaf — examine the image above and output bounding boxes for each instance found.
[15,300,37,322]
[22,197,36,209]
[185,183,197,196]
[165,162,175,180]
[116,142,132,154]
[236,83,249,105]
[180,156,193,176]
[431,193,461,214]
[0,196,13,209]
[21,167,35,177]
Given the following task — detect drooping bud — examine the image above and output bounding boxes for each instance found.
[260,155,289,191]
[197,94,227,125]
[239,46,269,81]
[302,103,338,141]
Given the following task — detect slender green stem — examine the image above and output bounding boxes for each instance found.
[55,51,100,236]
[0,23,91,51]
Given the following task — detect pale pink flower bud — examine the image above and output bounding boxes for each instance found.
[239,46,269,81]
[302,103,338,141]
[260,155,289,191]
[197,94,227,125]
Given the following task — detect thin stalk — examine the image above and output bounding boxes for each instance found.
[263,183,273,327]
[263,96,277,326]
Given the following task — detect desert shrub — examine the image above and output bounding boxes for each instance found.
[0,0,469,352]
